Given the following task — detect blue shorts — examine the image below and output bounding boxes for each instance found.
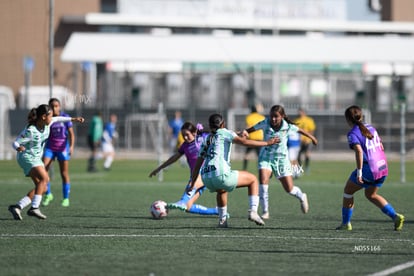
[349,168,386,188]
[43,147,71,161]
[202,170,239,193]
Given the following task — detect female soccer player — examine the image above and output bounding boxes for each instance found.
[149,122,218,215]
[42,98,76,207]
[188,114,278,228]
[242,105,317,219]
[8,104,84,220]
[336,105,404,231]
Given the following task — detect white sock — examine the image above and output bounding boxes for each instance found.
[289,186,304,200]
[259,184,269,213]
[104,156,113,169]
[32,195,42,208]
[249,195,259,213]
[218,206,227,220]
[17,196,31,210]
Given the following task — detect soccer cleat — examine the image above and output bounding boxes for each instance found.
[167,202,186,211]
[61,198,70,207]
[27,207,47,219]
[394,213,405,231]
[301,193,309,214]
[335,223,352,231]
[248,211,265,226]
[218,217,228,228]
[8,205,22,221]
[261,212,270,220]
[42,193,54,206]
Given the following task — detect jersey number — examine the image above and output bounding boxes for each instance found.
[365,131,381,152]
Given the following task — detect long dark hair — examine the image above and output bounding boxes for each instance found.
[270,105,295,125]
[344,105,373,139]
[208,113,224,133]
[181,121,204,136]
[48,98,60,106]
[27,104,51,126]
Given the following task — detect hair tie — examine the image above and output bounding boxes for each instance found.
[196,123,204,131]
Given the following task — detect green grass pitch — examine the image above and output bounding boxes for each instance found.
[0,158,413,276]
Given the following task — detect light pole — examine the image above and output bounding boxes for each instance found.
[49,0,54,98]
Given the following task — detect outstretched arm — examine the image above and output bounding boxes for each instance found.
[233,135,279,147]
[149,152,184,177]
[51,116,85,126]
[298,129,318,145]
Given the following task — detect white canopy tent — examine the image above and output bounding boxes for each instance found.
[61,33,414,65]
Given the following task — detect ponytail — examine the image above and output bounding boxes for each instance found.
[27,104,51,126]
[27,108,37,125]
[344,105,373,139]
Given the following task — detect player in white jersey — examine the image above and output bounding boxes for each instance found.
[242,105,317,219]
[8,104,84,220]
[187,113,278,228]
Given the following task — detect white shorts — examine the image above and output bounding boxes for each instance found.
[102,142,114,153]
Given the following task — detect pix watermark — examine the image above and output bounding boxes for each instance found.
[64,94,92,105]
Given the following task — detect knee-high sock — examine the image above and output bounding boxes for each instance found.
[188,204,218,215]
[62,183,70,199]
[45,182,52,195]
[289,186,304,200]
[259,184,269,213]
[104,156,113,169]
[342,207,353,224]
[249,195,259,213]
[381,204,397,220]
[218,206,227,220]
[32,194,42,208]
[17,196,31,210]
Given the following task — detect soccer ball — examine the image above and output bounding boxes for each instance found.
[150,200,168,219]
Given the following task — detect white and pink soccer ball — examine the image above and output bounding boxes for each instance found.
[150,200,168,219]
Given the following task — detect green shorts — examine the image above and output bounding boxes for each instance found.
[259,158,293,178]
[17,155,43,176]
[202,170,239,193]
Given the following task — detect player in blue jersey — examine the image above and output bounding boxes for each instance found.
[8,104,84,220]
[287,131,303,178]
[149,122,218,215]
[242,105,317,219]
[102,114,118,171]
[336,105,404,231]
[187,114,278,228]
[42,98,76,207]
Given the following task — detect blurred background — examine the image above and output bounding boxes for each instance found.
[0,0,413,160]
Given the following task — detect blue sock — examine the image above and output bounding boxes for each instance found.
[188,204,218,215]
[342,207,353,224]
[62,183,70,199]
[381,204,397,220]
[179,184,198,203]
[45,182,51,195]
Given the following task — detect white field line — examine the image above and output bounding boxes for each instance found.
[367,260,414,276]
[0,233,412,243]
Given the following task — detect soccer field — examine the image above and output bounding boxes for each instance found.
[0,159,413,276]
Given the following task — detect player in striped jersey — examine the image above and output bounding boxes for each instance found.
[243,105,317,219]
[187,114,278,228]
[149,122,218,215]
[8,104,84,220]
